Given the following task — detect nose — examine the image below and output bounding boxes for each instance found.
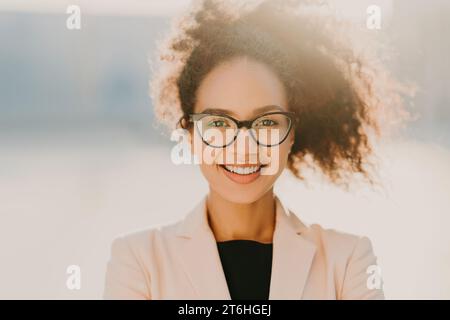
[226,128,259,164]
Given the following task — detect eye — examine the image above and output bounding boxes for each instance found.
[255,118,278,127]
[207,119,230,128]
[263,119,277,126]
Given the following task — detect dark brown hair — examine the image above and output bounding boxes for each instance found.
[150,0,411,188]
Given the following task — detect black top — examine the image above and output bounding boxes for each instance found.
[216,239,273,300]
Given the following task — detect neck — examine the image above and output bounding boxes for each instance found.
[206,188,276,244]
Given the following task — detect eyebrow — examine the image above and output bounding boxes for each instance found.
[200,105,284,117]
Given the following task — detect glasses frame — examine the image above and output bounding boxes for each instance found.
[185,110,297,148]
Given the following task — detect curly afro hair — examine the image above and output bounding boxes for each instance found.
[150,0,411,188]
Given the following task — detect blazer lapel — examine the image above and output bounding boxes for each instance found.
[269,196,317,299]
[175,195,316,300]
[176,195,231,299]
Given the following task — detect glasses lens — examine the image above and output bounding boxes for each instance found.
[195,115,238,147]
[251,113,291,146]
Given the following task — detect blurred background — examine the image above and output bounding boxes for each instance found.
[0,0,449,299]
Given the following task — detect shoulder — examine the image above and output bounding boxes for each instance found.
[310,223,374,257]
[289,210,377,262]
[104,219,185,299]
[295,218,384,299]
[109,219,182,258]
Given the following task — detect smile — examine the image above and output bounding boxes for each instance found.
[219,164,266,184]
[222,165,261,175]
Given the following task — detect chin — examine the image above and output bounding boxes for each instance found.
[212,187,268,204]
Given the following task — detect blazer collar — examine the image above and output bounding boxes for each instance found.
[175,194,317,300]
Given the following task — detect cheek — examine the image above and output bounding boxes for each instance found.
[196,143,224,185]
[190,128,227,165]
[258,142,291,176]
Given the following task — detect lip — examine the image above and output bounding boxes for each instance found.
[219,164,264,184]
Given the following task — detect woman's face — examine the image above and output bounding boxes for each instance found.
[191,56,294,204]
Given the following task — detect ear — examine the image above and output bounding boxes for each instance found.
[187,128,193,152]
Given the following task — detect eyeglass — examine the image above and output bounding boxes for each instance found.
[182,109,297,148]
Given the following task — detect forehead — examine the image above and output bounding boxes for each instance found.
[194,56,288,117]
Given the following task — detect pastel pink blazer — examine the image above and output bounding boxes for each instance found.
[103,195,385,300]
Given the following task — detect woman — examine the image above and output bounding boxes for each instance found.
[104,0,406,300]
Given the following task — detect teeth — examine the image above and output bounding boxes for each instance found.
[224,165,260,175]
